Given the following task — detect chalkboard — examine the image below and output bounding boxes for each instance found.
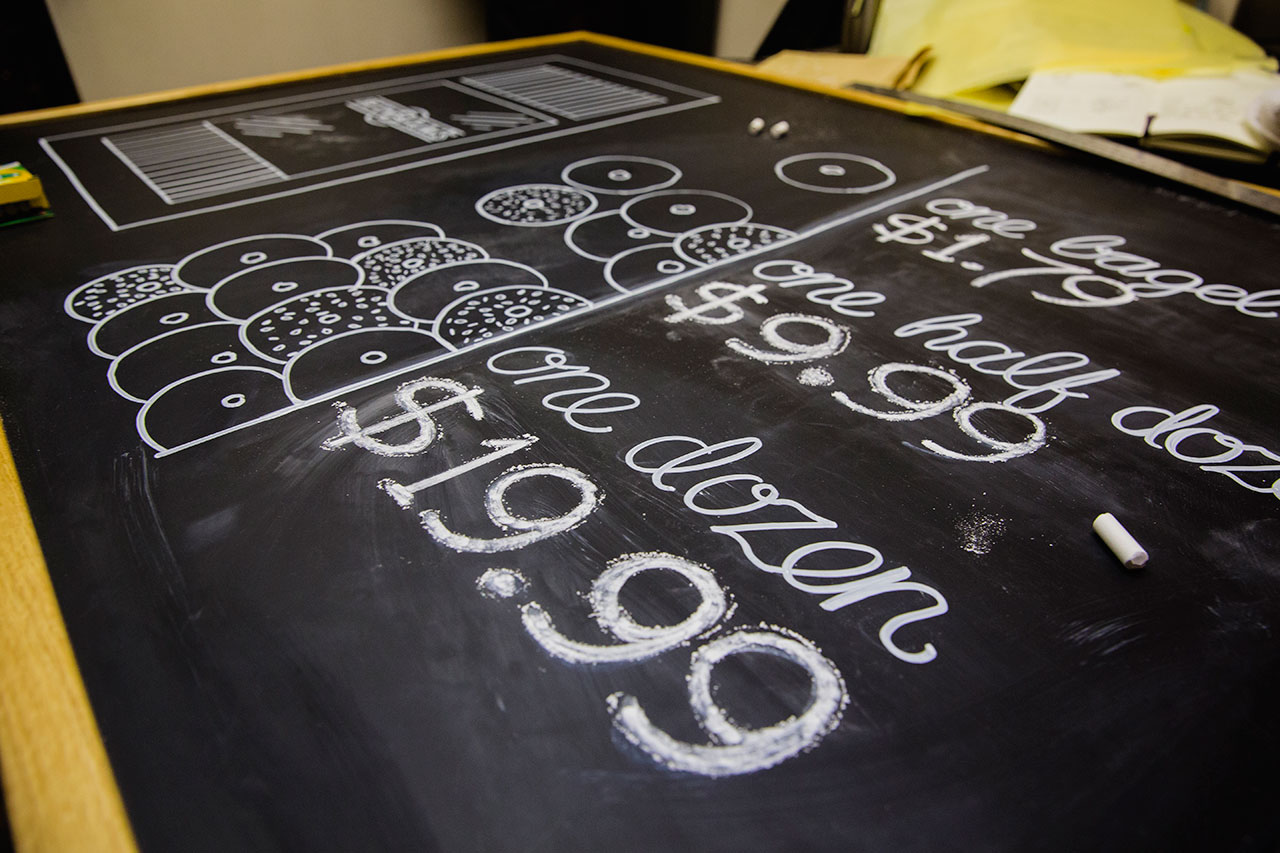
[1,33,1278,853]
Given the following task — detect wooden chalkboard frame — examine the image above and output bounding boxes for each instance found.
[0,30,1272,852]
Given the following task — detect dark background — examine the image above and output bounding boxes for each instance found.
[0,0,78,114]
[1,37,1279,853]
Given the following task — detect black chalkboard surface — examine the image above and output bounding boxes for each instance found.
[1,33,1279,853]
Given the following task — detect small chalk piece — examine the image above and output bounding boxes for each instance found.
[769,120,790,139]
[1092,512,1148,570]
[748,117,766,135]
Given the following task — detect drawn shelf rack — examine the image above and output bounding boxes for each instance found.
[1,32,1278,853]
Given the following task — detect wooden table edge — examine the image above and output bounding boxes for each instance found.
[0,419,138,853]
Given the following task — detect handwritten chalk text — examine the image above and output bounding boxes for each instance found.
[625,433,948,664]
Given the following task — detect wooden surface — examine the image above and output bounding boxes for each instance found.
[0,424,136,853]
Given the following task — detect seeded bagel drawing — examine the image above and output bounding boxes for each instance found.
[675,223,796,265]
[475,184,598,227]
[241,285,415,363]
[354,237,488,288]
[65,265,189,323]
[434,285,591,349]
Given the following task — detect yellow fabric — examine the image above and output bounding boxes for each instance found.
[755,50,927,90]
[870,0,1273,98]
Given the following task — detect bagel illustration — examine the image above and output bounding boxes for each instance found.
[65,265,188,323]
[434,285,591,349]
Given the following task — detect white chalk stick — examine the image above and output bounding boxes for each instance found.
[1092,512,1148,569]
[748,117,766,135]
[769,120,790,139]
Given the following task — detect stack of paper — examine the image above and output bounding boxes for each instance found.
[1008,69,1280,161]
